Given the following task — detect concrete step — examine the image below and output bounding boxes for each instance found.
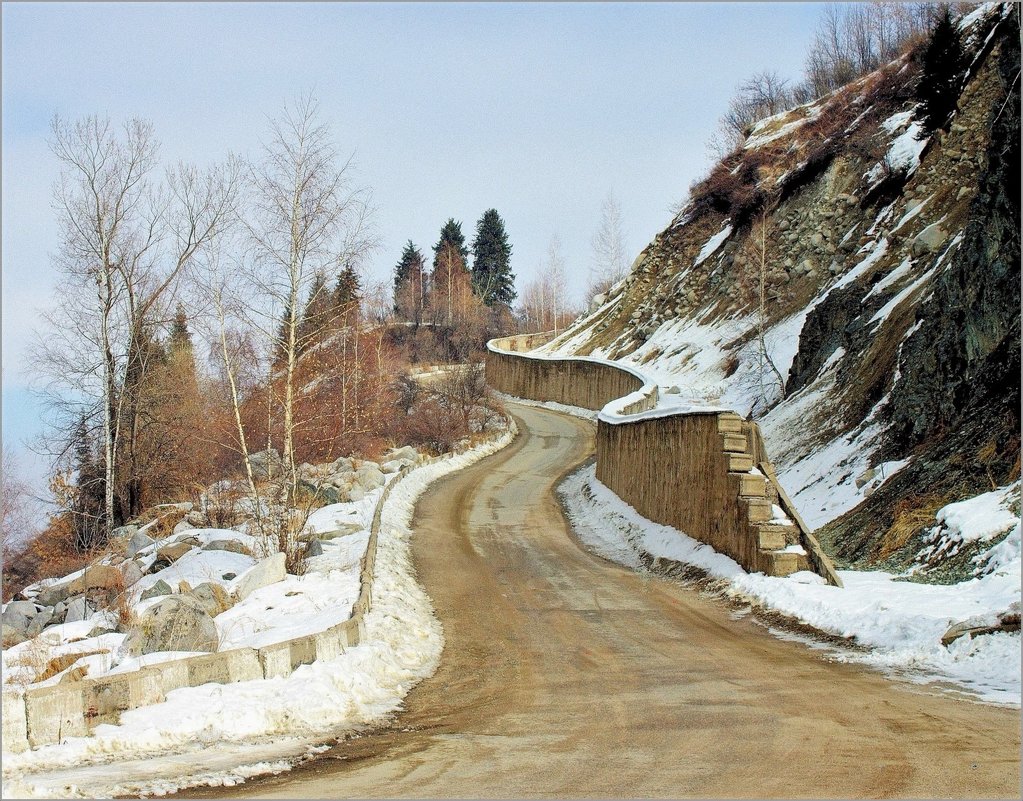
[728,453,754,472]
[717,413,744,434]
[756,523,794,550]
[761,549,800,577]
[721,433,748,453]
[730,471,766,498]
[744,497,773,523]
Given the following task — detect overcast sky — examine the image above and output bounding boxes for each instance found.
[2,1,824,499]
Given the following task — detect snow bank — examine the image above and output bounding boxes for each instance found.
[561,464,1021,706]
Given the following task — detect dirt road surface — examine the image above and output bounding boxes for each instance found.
[190,404,1021,799]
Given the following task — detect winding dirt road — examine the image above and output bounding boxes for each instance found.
[193,404,1020,799]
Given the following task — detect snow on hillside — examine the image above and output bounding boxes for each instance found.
[562,466,1021,706]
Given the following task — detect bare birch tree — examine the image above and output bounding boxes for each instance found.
[589,192,628,302]
[240,94,374,515]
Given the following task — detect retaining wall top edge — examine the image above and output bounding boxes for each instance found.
[487,334,730,426]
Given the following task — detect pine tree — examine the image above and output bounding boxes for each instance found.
[916,7,967,135]
[334,264,362,319]
[393,241,427,322]
[470,209,516,307]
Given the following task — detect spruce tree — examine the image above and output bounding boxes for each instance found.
[298,271,333,350]
[335,264,362,318]
[393,241,427,321]
[431,219,471,326]
[471,209,516,307]
[916,8,967,135]
[432,218,469,265]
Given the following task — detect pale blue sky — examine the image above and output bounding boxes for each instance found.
[2,1,824,499]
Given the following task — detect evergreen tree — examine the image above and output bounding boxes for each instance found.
[334,264,362,318]
[70,415,106,551]
[432,218,469,266]
[168,304,193,356]
[470,209,516,307]
[430,220,471,326]
[298,271,333,350]
[393,241,427,321]
[916,7,967,135]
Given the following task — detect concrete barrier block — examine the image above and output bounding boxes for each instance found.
[187,653,230,686]
[258,642,292,679]
[128,666,165,707]
[289,636,316,669]
[26,684,87,746]
[84,675,130,725]
[314,628,343,662]
[341,618,360,648]
[154,658,190,696]
[2,690,29,753]
[225,648,263,682]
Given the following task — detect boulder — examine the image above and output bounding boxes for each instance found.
[911,222,948,256]
[317,523,364,541]
[188,582,235,617]
[249,448,284,479]
[121,595,218,656]
[157,542,194,563]
[348,485,366,503]
[172,519,195,536]
[232,552,287,601]
[119,560,144,589]
[2,601,39,633]
[26,608,54,637]
[36,582,72,608]
[64,596,94,624]
[305,538,324,558]
[941,603,1021,647]
[110,524,139,543]
[127,530,156,557]
[140,580,173,601]
[68,564,123,595]
[385,446,419,464]
[298,479,341,506]
[354,465,385,491]
[202,539,252,556]
[379,459,408,475]
[2,624,27,646]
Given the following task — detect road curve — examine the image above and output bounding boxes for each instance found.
[191,403,1020,799]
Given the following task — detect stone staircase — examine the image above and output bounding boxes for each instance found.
[717,412,815,579]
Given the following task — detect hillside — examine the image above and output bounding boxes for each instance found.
[541,3,1020,574]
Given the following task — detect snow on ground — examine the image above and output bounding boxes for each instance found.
[561,464,1021,706]
[2,427,516,798]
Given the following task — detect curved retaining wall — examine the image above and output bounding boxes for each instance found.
[486,332,841,587]
[1,455,442,754]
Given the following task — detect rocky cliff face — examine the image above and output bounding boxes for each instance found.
[543,4,1020,570]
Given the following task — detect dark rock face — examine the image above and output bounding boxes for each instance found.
[887,15,1020,469]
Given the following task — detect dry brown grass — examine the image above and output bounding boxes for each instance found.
[875,493,948,559]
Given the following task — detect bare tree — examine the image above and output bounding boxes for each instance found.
[37,115,236,539]
[240,94,374,515]
[745,213,786,410]
[589,192,628,302]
